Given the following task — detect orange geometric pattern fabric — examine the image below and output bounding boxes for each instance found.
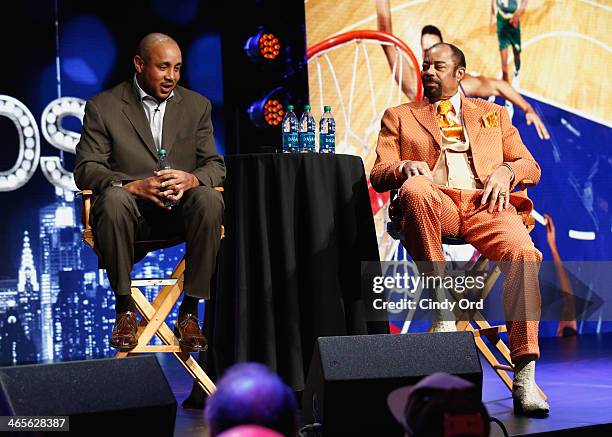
[370,95,541,224]
[372,95,543,361]
[398,177,541,360]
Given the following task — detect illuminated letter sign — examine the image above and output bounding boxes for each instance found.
[0,95,85,192]
[0,96,40,192]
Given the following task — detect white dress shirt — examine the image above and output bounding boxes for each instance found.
[432,92,482,190]
[133,75,174,152]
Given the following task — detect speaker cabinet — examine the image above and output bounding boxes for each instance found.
[0,355,177,436]
[302,332,482,435]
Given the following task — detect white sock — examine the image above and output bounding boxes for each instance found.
[429,286,456,332]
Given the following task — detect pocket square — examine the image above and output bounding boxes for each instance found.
[482,111,500,128]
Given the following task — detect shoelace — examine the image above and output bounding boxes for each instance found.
[179,314,199,327]
[115,313,137,331]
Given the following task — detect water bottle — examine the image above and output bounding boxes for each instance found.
[281,105,298,153]
[299,104,316,153]
[319,105,336,153]
[155,148,177,208]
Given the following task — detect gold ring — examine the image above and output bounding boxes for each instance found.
[499,191,508,197]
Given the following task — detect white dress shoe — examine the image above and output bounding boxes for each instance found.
[512,359,549,417]
[431,321,457,333]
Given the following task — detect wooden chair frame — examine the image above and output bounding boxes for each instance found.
[387,180,546,400]
[79,188,223,396]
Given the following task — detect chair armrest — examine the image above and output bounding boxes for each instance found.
[213,186,225,238]
[509,180,537,231]
[77,187,222,230]
[76,190,94,231]
[514,179,535,192]
[524,214,536,231]
[76,186,225,242]
[388,189,401,223]
[76,190,95,247]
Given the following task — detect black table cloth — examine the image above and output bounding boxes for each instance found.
[188,153,387,403]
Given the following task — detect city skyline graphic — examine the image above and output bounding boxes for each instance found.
[0,188,185,365]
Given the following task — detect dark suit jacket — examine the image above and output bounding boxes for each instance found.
[75,80,225,192]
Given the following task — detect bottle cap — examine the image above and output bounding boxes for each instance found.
[159,148,167,157]
[324,105,331,111]
[287,104,294,110]
[304,104,311,110]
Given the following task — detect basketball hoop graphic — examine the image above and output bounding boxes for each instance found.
[307,30,422,261]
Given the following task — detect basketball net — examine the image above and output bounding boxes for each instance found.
[307,30,422,262]
[308,31,484,333]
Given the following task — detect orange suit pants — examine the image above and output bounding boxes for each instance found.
[398,175,541,361]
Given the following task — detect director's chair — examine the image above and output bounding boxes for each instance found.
[386,180,546,400]
[79,188,223,396]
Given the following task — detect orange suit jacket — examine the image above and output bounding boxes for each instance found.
[370,95,541,221]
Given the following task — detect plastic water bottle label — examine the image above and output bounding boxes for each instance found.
[299,132,315,152]
[283,132,298,151]
[319,133,335,152]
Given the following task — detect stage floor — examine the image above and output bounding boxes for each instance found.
[484,333,612,437]
[159,332,612,436]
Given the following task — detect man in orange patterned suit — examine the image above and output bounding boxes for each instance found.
[371,43,549,417]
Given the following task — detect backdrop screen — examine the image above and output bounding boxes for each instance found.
[305,0,611,333]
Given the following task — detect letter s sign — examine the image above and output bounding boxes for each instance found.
[0,95,85,192]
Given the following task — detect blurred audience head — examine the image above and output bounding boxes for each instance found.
[205,363,298,437]
[388,372,490,437]
[217,424,284,437]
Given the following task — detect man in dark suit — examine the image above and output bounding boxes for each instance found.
[75,33,225,352]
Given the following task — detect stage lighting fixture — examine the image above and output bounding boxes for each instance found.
[247,87,286,128]
[244,28,281,62]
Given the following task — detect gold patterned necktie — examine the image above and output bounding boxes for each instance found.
[437,100,465,141]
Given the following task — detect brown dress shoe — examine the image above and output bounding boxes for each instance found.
[174,313,208,352]
[110,311,139,351]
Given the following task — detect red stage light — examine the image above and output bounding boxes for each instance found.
[247,87,287,128]
[245,29,282,62]
[263,98,284,126]
[259,33,280,60]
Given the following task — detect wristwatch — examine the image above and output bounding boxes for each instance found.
[111,179,123,188]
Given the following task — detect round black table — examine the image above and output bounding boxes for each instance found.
[187,153,387,405]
